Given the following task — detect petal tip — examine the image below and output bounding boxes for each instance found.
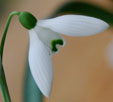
[39,85,51,98]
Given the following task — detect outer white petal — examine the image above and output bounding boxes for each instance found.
[28,29,53,97]
[34,25,65,52]
[38,15,109,36]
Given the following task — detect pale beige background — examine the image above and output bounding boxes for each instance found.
[0,0,113,102]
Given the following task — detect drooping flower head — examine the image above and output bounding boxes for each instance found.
[18,12,109,97]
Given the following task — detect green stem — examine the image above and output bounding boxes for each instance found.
[0,11,20,60]
[0,65,11,102]
[0,11,20,102]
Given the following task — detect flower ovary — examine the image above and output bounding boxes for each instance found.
[19,12,37,29]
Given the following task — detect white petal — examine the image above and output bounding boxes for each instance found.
[34,25,65,53]
[28,29,53,97]
[38,15,109,36]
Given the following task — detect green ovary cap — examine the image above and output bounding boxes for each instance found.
[19,12,37,29]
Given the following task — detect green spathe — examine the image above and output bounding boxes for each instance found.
[19,12,37,29]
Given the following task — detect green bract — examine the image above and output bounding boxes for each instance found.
[19,12,37,29]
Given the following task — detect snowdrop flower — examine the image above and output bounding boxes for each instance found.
[18,12,109,97]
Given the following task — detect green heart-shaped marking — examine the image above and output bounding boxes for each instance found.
[51,39,64,52]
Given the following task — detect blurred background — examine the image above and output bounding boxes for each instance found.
[1,0,113,102]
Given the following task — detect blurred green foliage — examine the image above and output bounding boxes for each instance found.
[51,2,113,25]
[0,0,7,15]
[24,63,43,102]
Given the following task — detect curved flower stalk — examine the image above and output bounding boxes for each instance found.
[18,12,109,97]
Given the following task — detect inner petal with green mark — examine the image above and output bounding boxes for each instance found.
[51,39,64,52]
[34,25,65,52]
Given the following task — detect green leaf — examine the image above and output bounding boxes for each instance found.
[23,62,43,102]
[51,2,113,25]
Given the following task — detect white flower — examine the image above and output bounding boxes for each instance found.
[28,15,109,97]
